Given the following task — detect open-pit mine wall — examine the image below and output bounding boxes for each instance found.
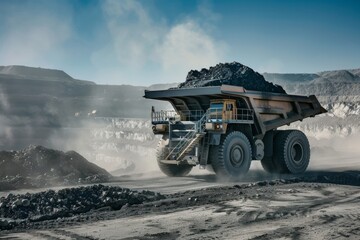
[1,65,360,174]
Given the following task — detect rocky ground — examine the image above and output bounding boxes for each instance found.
[0,184,165,231]
[0,169,359,239]
[0,145,111,191]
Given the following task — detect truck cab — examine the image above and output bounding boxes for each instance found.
[206,99,254,132]
[208,99,236,122]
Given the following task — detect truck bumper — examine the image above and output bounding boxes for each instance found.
[159,155,198,166]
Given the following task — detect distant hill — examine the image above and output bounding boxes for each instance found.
[264,68,360,85]
[0,65,172,120]
[0,65,95,85]
[263,68,360,96]
[349,68,360,76]
[314,70,360,84]
[262,73,319,84]
[0,65,173,150]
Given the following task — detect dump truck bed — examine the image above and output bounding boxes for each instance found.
[144,85,327,137]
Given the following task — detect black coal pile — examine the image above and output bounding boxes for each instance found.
[0,184,165,230]
[178,62,286,93]
[0,145,111,190]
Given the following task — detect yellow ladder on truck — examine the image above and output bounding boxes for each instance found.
[166,113,207,161]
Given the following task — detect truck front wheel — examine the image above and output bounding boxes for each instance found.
[273,130,310,174]
[156,136,192,177]
[211,131,252,179]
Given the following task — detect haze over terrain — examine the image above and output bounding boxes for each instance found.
[1,64,360,174]
[0,1,359,239]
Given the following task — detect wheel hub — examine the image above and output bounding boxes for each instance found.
[291,142,303,164]
[230,145,244,167]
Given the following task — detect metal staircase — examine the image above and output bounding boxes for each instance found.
[166,113,207,161]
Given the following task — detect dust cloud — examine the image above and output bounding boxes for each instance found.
[307,134,360,171]
[0,67,171,177]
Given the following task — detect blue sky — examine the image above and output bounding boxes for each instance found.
[0,0,359,85]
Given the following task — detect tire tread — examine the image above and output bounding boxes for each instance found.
[211,131,252,178]
[156,137,192,177]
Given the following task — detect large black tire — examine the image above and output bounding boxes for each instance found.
[211,131,252,179]
[156,136,192,177]
[273,130,310,174]
[207,145,219,173]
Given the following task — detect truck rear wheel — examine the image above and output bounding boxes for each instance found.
[156,136,192,177]
[211,131,252,179]
[273,130,310,174]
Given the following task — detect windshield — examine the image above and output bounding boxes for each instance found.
[210,103,223,112]
[209,103,223,122]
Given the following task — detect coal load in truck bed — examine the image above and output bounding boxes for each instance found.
[0,145,111,190]
[177,62,286,93]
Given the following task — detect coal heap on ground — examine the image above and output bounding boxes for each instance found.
[178,62,286,93]
[0,145,111,190]
[0,184,165,230]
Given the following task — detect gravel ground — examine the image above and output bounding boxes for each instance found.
[0,145,111,191]
[0,184,165,231]
[0,170,359,239]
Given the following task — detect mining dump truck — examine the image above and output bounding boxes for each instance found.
[144,85,327,178]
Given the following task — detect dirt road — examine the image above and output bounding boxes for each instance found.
[50,184,360,239]
[1,155,359,239]
[1,153,359,196]
[1,176,359,239]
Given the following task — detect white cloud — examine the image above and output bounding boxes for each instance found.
[100,0,164,67]
[196,0,221,29]
[159,20,225,79]
[0,4,72,66]
[93,0,227,84]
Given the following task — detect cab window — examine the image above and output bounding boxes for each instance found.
[210,103,223,112]
[226,104,233,111]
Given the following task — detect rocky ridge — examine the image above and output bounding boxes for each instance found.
[0,65,94,84]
